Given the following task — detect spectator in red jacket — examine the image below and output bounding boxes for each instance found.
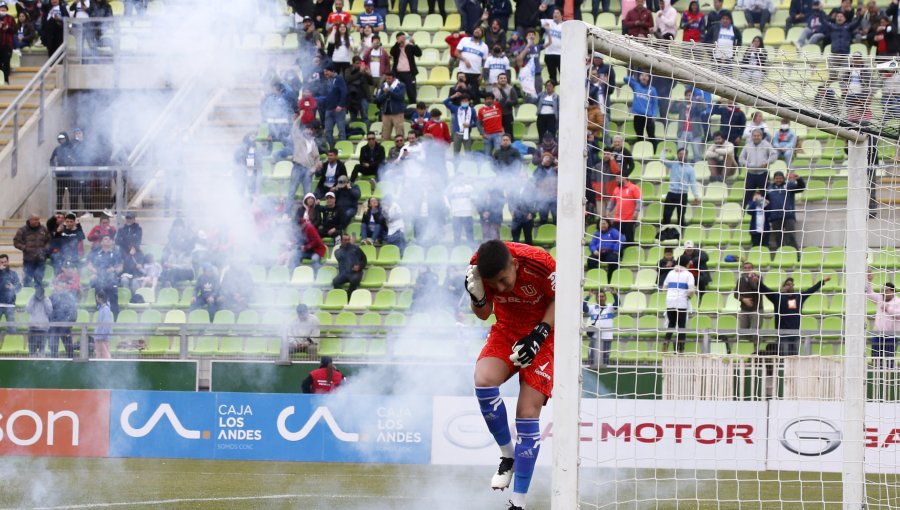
[424,108,452,144]
[445,30,466,67]
[623,0,654,38]
[606,175,642,245]
[291,216,327,275]
[302,356,344,393]
[477,93,504,156]
[86,216,116,252]
[0,2,15,84]
[297,89,318,126]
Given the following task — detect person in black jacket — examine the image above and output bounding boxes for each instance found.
[333,233,367,293]
[389,32,422,104]
[359,197,386,245]
[677,241,711,295]
[332,175,361,221]
[315,149,348,198]
[318,192,348,242]
[40,0,67,57]
[116,212,143,255]
[508,172,535,245]
[343,57,374,130]
[352,132,386,182]
[48,279,77,358]
[759,275,830,355]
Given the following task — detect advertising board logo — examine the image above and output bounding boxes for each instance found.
[277,406,359,442]
[120,402,204,440]
[780,418,842,456]
[443,410,495,449]
[0,389,109,457]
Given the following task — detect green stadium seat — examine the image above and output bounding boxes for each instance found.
[823,249,845,269]
[609,269,634,290]
[442,13,460,30]
[424,66,452,86]
[141,336,173,356]
[301,288,323,308]
[213,310,235,325]
[702,182,728,203]
[620,291,647,314]
[633,269,658,291]
[342,338,368,357]
[802,294,826,315]
[423,13,443,31]
[394,289,414,310]
[401,244,426,265]
[163,309,186,324]
[646,292,665,313]
[237,310,259,325]
[360,266,387,288]
[291,266,315,285]
[642,202,663,225]
[516,103,537,124]
[218,337,243,356]
[0,334,27,355]
[366,339,387,357]
[371,289,396,311]
[116,309,139,324]
[359,312,382,328]
[631,141,655,161]
[385,267,412,288]
[315,266,339,286]
[322,289,348,311]
[384,312,407,327]
[335,311,358,327]
[426,245,449,264]
[176,288,193,309]
[533,224,556,246]
[248,265,266,283]
[345,289,373,311]
[450,245,471,264]
[15,286,33,308]
[243,337,270,356]
[584,268,608,290]
[188,309,210,324]
[189,336,218,356]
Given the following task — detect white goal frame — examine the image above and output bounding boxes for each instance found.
[553,20,869,510]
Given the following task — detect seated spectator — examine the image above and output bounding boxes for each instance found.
[318,192,349,243]
[333,233,367,294]
[381,195,406,254]
[120,244,145,292]
[742,111,771,141]
[299,193,323,232]
[787,0,813,29]
[493,133,520,172]
[387,133,405,161]
[412,266,441,311]
[705,131,738,182]
[795,0,829,47]
[136,253,161,294]
[333,175,361,221]
[739,36,768,86]
[116,211,143,255]
[314,149,348,199]
[588,219,623,280]
[396,130,424,163]
[352,132,386,182]
[292,216,327,274]
[190,264,219,320]
[86,215,116,252]
[623,72,659,149]
[424,109,452,145]
[286,304,321,354]
[15,12,36,49]
[444,92,478,154]
[216,263,253,313]
[657,247,676,288]
[742,0,775,30]
[360,197,386,245]
[772,120,798,166]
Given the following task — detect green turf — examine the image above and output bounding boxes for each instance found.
[0,458,897,509]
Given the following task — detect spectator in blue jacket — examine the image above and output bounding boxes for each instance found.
[764,170,805,252]
[787,0,815,28]
[771,120,798,166]
[587,218,624,279]
[623,72,660,149]
[322,64,349,149]
[826,11,862,56]
[444,92,478,154]
[374,71,407,142]
[661,148,701,228]
[795,0,829,46]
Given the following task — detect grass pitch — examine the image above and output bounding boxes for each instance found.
[0,457,895,509]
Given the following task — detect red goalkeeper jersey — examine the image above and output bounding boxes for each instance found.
[470,242,556,336]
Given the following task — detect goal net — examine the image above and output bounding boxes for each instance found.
[554,21,900,509]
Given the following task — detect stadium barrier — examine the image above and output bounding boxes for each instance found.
[2,387,899,473]
[0,359,198,390]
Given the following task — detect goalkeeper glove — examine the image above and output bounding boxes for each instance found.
[465,264,487,308]
[510,322,551,368]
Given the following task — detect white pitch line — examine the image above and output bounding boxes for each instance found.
[6,493,418,510]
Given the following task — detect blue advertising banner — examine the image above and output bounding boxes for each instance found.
[109,391,432,464]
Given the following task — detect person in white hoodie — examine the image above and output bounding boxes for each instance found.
[656,0,679,39]
[662,263,695,353]
[867,270,900,366]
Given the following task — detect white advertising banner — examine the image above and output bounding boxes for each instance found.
[767,401,900,474]
[431,397,768,470]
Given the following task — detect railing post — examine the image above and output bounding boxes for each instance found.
[701,331,710,354]
[276,331,291,365]
[115,167,125,214]
[48,166,55,214]
[77,325,89,362]
[11,108,17,177]
[38,76,45,144]
[179,325,188,360]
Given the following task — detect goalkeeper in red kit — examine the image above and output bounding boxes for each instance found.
[467,240,556,510]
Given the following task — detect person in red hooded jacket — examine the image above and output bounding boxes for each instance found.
[291,217,327,275]
[302,356,343,393]
[423,108,452,144]
[0,2,16,85]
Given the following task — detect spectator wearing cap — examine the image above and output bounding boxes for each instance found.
[50,132,76,211]
[333,233,367,294]
[287,304,321,354]
[444,91,478,154]
[357,0,384,31]
[303,356,343,393]
[89,234,123,318]
[0,2,14,85]
[375,71,407,142]
[299,16,325,57]
[116,211,143,255]
[319,192,348,242]
[322,65,348,149]
[352,131,386,182]
[315,149,348,199]
[764,170,805,252]
[477,93,504,157]
[51,213,84,273]
[333,174,362,222]
[289,118,322,212]
[390,32,421,104]
[456,26,489,91]
[528,80,559,142]
[678,240,711,295]
[795,0,829,46]
[361,34,390,81]
[87,216,116,252]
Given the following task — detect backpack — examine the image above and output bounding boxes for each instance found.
[659,227,680,242]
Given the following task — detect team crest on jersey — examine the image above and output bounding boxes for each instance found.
[520,284,537,297]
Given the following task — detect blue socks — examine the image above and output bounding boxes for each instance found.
[513,418,541,497]
[475,386,513,455]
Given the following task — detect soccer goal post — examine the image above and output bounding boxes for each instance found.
[555,20,900,509]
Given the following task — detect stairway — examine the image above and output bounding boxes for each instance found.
[0,65,60,152]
